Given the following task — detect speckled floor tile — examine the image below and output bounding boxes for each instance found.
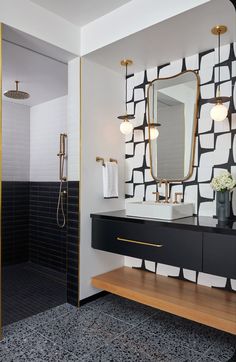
[81,338,153,362]
[111,327,202,361]
[138,308,186,335]
[1,295,233,362]
[164,320,224,354]
[35,307,133,357]
[2,319,33,339]
[203,333,236,361]
[140,310,224,354]
[160,343,203,362]
[16,303,78,331]
[87,294,156,325]
[0,331,79,361]
[2,303,77,340]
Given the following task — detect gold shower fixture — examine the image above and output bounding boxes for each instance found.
[4,80,30,100]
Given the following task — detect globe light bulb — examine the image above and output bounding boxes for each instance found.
[120,120,133,135]
[150,126,159,140]
[210,102,228,122]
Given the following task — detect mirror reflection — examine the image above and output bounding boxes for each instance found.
[148,71,199,182]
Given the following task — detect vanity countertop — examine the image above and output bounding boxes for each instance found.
[91,210,236,235]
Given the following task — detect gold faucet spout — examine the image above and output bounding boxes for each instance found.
[159,179,169,203]
[163,179,169,203]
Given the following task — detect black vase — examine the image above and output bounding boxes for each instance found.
[216,191,230,224]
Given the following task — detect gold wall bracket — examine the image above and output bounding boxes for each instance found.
[211,25,227,35]
[120,59,133,66]
[96,157,118,167]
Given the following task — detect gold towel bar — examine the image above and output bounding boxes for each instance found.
[96,157,118,166]
[117,237,163,248]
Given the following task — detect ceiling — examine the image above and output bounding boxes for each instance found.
[29,0,132,27]
[85,0,236,74]
[3,25,76,64]
[2,39,68,107]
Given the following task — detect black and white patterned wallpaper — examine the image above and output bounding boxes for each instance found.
[125,42,236,218]
[125,42,236,291]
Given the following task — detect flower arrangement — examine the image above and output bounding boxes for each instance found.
[210,171,236,192]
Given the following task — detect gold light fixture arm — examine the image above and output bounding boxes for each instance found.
[211,25,228,99]
[120,59,133,115]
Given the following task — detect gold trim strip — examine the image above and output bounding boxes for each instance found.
[117,237,163,248]
[0,22,2,339]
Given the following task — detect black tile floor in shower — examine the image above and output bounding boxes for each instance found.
[2,262,67,326]
[1,294,235,361]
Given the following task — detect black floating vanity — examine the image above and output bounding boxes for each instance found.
[91,210,236,280]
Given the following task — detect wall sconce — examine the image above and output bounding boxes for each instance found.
[118,59,135,135]
[149,123,161,140]
[209,25,230,122]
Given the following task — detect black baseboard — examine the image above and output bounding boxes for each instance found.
[79,291,109,306]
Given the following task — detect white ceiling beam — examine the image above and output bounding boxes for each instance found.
[81,0,210,56]
[0,0,80,55]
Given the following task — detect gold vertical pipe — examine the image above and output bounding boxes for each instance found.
[78,56,82,307]
[0,22,3,340]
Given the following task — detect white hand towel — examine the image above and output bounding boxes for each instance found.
[102,161,118,198]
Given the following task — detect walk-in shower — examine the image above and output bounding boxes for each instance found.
[2,25,80,329]
[57,133,67,228]
[2,29,69,326]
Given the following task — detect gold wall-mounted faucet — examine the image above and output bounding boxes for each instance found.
[159,179,169,203]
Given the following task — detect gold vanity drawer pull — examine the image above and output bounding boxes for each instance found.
[117,237,163,248]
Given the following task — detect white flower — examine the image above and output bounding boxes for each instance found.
[210,171,236,192]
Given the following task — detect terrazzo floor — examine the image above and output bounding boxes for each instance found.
[0,294,235,361]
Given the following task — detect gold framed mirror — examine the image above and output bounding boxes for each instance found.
[147,70,200,183]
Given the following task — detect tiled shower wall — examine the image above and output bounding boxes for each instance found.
[2,94,80,305]
[29,182,67,273]
[67,181,80,305]
[125,42,236,291]
[2,102,30,265]
[29,96,68,273]
[2,182,29,265]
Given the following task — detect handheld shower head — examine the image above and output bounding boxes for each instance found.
[4,81,30,100]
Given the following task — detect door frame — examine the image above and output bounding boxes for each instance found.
[0,22,2,339]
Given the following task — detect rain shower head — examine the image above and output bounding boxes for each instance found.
[4,81,30,100]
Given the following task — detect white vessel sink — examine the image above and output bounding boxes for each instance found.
[126,201,194,220]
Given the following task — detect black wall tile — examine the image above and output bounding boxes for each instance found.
[29,182,67,274]
[2,182,29,266]
[67,181,80,306]
[2,180,80,306]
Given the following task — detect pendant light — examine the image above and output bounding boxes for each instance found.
[149,82,161,140]
[209,25,230,122]
[118,59,135,135]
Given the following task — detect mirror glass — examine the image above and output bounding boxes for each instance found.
[148,71,199,182]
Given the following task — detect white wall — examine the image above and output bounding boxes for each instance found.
[0,0,80,55]
[30,96,67,182]
[2,101,30,181]
[67,57,80,181]
[80,58,125,300]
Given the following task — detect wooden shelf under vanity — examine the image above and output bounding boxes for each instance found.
[91,267,236,335]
